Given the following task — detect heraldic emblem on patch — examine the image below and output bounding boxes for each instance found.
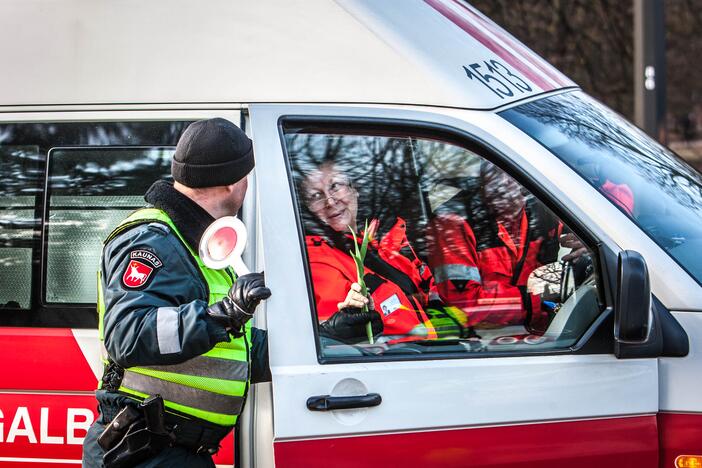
[121,250,163,288]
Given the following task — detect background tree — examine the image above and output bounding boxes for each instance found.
[472,0,702,166]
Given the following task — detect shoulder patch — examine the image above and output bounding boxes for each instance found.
[122,260,155,289]
[130,249,163,268]
[121,250,163,289]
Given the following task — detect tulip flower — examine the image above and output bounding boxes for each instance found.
[348,219,378,344]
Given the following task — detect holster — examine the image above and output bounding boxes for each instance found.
[101,395,175,468]
[97,404,141,452]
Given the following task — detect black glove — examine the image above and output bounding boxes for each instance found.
[228,272,272,314]
[319,307,384,344]
[207,272,271,336]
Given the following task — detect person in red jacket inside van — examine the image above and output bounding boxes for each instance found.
[299,161,437,343]
[427,163,562,333]
[427,161,634,334]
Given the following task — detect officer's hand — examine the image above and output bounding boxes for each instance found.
[228,272,272,316]
[207,272,271,336]
[337,282,373,312]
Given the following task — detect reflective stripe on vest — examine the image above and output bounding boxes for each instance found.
[98,207,251,427]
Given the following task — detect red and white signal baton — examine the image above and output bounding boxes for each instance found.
[199,216,250,275]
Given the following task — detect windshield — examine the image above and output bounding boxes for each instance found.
[501,91,702,285]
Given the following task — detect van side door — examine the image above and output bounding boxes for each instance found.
[250,103,659,467]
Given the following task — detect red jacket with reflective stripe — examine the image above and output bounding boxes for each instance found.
[427,210,558,328]
[306,218,436,341]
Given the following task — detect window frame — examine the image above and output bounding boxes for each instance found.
[279,116,617,364]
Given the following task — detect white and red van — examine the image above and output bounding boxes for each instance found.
[0,1,700,467]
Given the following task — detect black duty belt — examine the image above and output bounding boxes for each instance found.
[98,400,231,454]
[167,413,232,454]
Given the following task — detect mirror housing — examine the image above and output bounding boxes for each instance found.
[615,250,650,342]
[614,250,662,358]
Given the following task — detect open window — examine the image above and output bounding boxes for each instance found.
[283,122,605,360]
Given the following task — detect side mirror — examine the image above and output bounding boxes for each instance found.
[615,250,651,343]
[198,216,250,275]
[614,250,665,359]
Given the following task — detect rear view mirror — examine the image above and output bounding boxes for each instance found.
[615,250,651,343]
[199,216,250,275]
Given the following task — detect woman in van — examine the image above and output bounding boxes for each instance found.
[297,161,438,344]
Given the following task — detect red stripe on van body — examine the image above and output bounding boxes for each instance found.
[274,415,658,468]
[658,412,702,468]
[424,0,555,92]
[213,432,235,467]
[0,328,96,391]
[452,0,572,88]
[0,393,96,465]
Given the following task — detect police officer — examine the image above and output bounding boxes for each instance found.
[82,118,271,467]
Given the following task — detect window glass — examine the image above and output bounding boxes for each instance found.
[285,126,602,359]
[501,91,702,284]
[46,147,174,304]
[0,145,41,309]
[0,121,191,326]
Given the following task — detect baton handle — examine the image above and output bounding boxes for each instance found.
[232,256,250,276]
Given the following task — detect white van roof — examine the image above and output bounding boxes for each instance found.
[1,0,575,109]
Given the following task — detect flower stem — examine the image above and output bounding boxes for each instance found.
[349,221,374,344]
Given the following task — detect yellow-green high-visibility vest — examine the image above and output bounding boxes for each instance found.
[97,208,251,427]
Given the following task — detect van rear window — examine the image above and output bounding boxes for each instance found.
[45,147,174,304]
[0,121,191,327]
[0,145,40,309]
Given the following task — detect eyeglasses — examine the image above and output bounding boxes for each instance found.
[304,181,352,209]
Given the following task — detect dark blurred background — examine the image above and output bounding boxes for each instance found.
[472,0,702,169]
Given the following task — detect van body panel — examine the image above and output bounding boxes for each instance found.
[340,0,575,107]
[268,356,658,440]
[0,0,447,107]
[0,393,97,465]
[658,412,702,468]
[250,103,661,466]
[273,415,658,468]
[0,110,241,467]
[0,0,571,109]
[0,328,97,391]
[0,1,698,465]
[659,312,702,412]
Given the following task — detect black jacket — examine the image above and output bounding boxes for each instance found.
[99,180,270,407]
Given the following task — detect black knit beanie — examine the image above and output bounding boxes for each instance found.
[171,118,254,188]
